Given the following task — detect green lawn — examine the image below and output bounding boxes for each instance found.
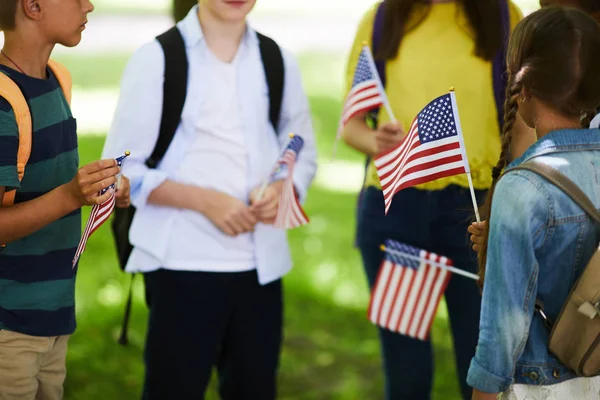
[53,32,464,400]
[65,93,461,400]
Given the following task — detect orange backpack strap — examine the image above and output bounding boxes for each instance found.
[0,73,32,207]
[47,59,72,105]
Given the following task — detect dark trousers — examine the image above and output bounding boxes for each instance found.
[142,269,283,400]
[356,186,485,400]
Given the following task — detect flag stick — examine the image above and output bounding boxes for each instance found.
[116,150,131,190]
[255,133,294,202]
[363,43,397,123]
[380,245,480,281]
[448,88,481,223]
[466,173,481,223]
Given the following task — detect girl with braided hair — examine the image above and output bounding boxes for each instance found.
[467,6,600,400]
[469,0,600,254]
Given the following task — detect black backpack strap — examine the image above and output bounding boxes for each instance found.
[371,0,386,121]
[147,26,189,168]
[256,32,284,133]
[117,26,189,346]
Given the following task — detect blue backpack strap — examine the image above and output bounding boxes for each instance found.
[492,0,511,131]
[369,1,387,124]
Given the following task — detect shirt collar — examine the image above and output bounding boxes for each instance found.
[508,128,600,168]
[178,4,259,48]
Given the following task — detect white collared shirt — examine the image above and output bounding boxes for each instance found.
[101,5,317,284]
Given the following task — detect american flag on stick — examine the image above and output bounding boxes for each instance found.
[333,44,394,157]
[273,135,309,230]
[368,240,454,341]
[374,91,470,215]
[72,152,129,267]
[339,45,387,129]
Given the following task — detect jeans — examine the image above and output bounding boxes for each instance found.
[356,185,486,400]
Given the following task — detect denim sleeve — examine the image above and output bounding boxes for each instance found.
[467,172,549,393]
[0,98,20,191]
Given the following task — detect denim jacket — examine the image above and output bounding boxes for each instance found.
[467,128,600,393]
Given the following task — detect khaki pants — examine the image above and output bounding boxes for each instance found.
[0,330,69,400]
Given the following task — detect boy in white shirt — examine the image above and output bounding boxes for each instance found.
[101,0,317,398]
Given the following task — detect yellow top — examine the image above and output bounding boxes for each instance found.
[345,1,523,191]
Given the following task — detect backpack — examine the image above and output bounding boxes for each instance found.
[510,160,600,377]
[0,61,72,247]
[112,26,285,345]
[354,0,511,245]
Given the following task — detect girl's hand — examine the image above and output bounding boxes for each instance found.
[468,221,487,252]
[375,122,405,154]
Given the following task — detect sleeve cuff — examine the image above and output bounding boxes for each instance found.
[131,169,168,209]
[0,166,20,192]
[467,358,513,394]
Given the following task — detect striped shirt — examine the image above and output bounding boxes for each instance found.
[0,65,80,337]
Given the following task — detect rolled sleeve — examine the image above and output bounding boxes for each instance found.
[467,172,548,393]
[101,40,166,208]
[276,50,317,204]
[467,358,514,393]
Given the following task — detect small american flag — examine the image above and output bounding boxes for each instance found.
[368,240,452,341]
[72,153,129,267]
[337,45,386,136]
[375,92,468,214]
[273,136,309,230]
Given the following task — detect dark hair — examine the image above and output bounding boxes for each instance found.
[376,0,503,61]
[0,0,18,31]
[579,0,600,13]
[477,6,600,288]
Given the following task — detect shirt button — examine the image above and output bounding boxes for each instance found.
[553,369,560,378]
[529,371,539,381]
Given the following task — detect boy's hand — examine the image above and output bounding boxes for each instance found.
[468,221,487,252]
[202,189,257,236]
[115,176,131,208]
[375,122,405,155]
[250,181,284,225]
[66,159,120,208]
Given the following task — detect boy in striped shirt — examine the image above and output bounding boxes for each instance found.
[0,1,129,398]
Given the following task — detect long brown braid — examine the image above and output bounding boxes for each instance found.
[476,76,522,289]
[475,6,600,289]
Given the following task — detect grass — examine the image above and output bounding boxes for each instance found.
[49,8,502,397]
[67,131,461,400]
[61,56,463,397]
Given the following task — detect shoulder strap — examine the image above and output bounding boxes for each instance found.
[510,160,600,223]
[492,0,511,131]
[372,1,386,89]
[148,26,189,169]
[0,73,32,208]
[47,59,72,105]
[369,1,387,123]
[256,32,284,133]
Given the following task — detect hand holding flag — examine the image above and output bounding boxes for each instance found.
[334,43,397,158]
[254,134,309,230]
[374,89,481,221]
[72,151,130,267]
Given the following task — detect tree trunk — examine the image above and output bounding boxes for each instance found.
[173,0,197,22]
